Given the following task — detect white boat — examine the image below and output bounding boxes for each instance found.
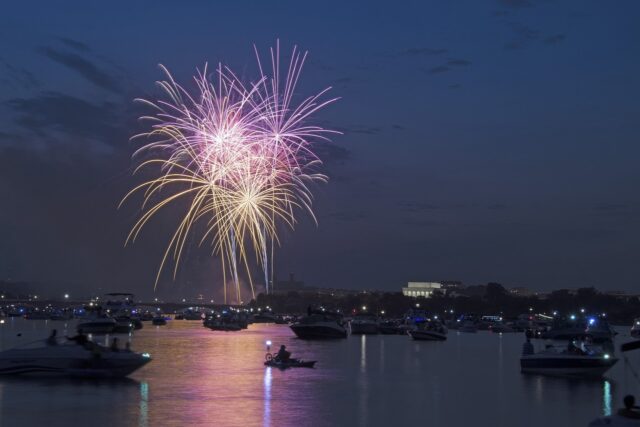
[290,313,348,339]
[520,342,617,377]
[77,317,116,334]
[589,341,640,425]
[350,314,379,335]
[631,318,640,338]
[0,339,151,378]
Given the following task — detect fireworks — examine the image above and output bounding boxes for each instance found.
[121,42,339,303]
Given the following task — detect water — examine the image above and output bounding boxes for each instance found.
[0,319,638,427]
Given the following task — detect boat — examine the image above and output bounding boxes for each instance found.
[585,317,617,342]
[379,320,404,335]
[113,316,135,334]
[25,310,51,320]
[490,322,517,333]
[589,340,640,426]
[252,312,277,323]
[152,315,167,326]
[264,353,316,369]
[520,341,617,377]
[459,320,478,333]
[290,311,348,339]
[77,316,116,334]
[0,339,151,378]
[409,320,448,341]
[630,319,640,338]
[203,315,242,331]
[350,313,379,335]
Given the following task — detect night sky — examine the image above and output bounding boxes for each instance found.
[1,0,639,299]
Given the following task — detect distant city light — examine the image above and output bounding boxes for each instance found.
[415,303,420,308]
[604,354,610,360]
[64,294,69,299]
[0,320,4,324]
[570,314,576,320]
[362,306,367,311]
[553,311,558,316]
[380,310,385,315]
[580,308,585,313]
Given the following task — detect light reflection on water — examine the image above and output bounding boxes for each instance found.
[0,319,631,427]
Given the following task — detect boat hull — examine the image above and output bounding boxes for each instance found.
[290,324,347,339]
[350,323,379,335]
[520,356,617,377]
[409,330,447,341]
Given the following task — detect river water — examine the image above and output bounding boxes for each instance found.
[0,318,638,427]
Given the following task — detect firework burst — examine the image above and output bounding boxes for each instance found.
[121,42,339,303]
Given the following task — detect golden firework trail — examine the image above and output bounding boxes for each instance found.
[121,41,339,303]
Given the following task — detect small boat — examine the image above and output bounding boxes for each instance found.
[520,341,617,377]
[77,317,116,334]
[290,312,348,339]
[152,316,167,326]
[379,320,404,335]
[409,320,448,341]
[252,312,277,323]
[350,313,379,335]
[459,320,478,333]
[25,310,51,320]
[490,322,517,333]
[589,340,640,425]
[203,316,242,331]
[0,339,152,378]
[264,353,316,369]
[630,319,640,338]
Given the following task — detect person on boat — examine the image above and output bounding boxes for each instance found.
[522,337,534,355]
[46,329,58,346]
[276,345,291,362]
[617,395,640,419]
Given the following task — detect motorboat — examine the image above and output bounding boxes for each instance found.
[490,322,517,333]
[409,320,448,341]
[350,313,379,335]
[264,353,316,369]
[459,320,478,333]
[589,340,640,426]
[77,316,116,334]
[541,317,588,340]
[152,315,167,326]
[630,319,640,338]
[585,317,617,342]
[290,312,348,339]
[0,339,151,378]
[520,341,617,377]
[379,320,404,335]
[113,316,135,334]
[203,315,242,331]
[252,312,277,323]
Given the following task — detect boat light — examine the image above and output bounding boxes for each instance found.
[0,320,4,324]
[142,353,151,358]
[604,354,610,359]
[589,318,596,326]
[570,314,576,320]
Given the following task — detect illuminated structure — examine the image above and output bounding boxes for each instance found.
[402,282,442,298]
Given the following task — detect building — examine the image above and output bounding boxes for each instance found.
[402,282,442,298]
[509,287,534,297]
[273,273,306,293]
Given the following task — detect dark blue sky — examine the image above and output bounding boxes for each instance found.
[1,0,639,299]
